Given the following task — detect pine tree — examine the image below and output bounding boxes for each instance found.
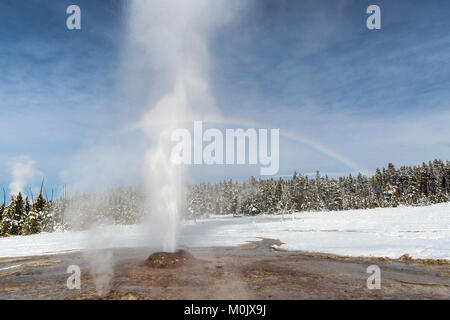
[0,203,4,237]
[0,189,5,229]
[21,210,41,235]
[1,193,26,236]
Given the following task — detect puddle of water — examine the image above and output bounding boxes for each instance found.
[0,264,22,271]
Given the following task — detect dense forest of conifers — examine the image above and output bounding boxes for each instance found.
[0,159,448,237]
[188,159,450,216]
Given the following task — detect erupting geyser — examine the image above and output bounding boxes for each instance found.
[128,0,242,252]
[142,80,188,253]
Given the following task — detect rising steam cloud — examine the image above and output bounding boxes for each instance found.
[128,0,244,251]
[8,155,41,196]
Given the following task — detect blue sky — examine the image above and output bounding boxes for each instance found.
[1,0,449,195]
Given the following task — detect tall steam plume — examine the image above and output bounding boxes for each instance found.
[127,0,242,251]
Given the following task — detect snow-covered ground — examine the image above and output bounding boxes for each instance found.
[0,203,449,259]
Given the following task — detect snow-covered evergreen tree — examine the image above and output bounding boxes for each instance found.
[1,193,26,236]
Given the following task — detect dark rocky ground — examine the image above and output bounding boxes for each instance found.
[0,239,449,300]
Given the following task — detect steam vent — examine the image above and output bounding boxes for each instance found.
[145,250,196,269]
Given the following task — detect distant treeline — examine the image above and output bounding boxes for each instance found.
[0,159,448,237]
[187,159,449,216]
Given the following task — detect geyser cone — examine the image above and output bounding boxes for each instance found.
[145,250,196,269]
